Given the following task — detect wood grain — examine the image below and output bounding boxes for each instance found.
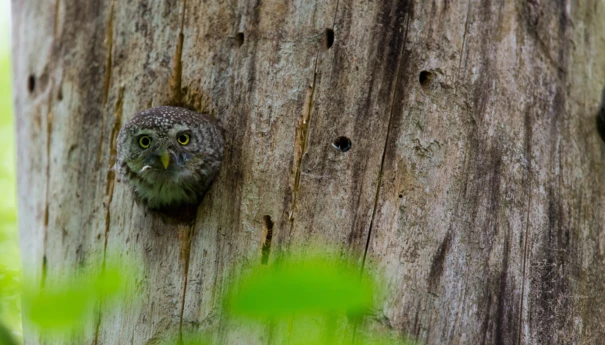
[12,0,605,344]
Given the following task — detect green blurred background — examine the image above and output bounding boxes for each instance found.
[0,0,22,342]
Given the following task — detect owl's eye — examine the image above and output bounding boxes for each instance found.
[138,136,151,149]
[177,133,190,145]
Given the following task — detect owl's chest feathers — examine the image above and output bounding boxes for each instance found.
[122,164,203,208]
[136,178,198,207]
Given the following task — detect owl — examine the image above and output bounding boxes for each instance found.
[116,106,224,210]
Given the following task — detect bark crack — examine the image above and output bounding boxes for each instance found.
[173,1,193,342]
[42,83,54,289]
[517,106,534,344]
[93,87,123,345]
[517,168,533,344]
[261,215,274,265]
[178,223,195,343]
[98,0,116,163]
[169,0,187,105]
[457,0,472,83]
[103,87,123,253]
[360,16,411,272]
[102,0,115,105]
[331,0,340,31]
[53,0,60,38]
[287,53,319,239]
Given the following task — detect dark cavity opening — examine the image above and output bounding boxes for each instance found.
[28,74,36,93]
[261,215,274,265]
[419,70,433,89]
[325,28,335,49]
[235,32,245,47]
[597,109,605,143]
[333,136,352,152]
[57,86,63,101]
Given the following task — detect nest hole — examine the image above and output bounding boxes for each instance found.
[324,28,335,49]
[235,32,245,47]
[419,70,435,89]
[333,136,352,152]
[28,74,36,93]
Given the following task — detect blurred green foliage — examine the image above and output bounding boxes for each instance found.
[153,255,410,345]
[227,257,374,317]
[155,255,409,345]
[13,253,410,345]
[0,30,21,345]
[22,258,142,338]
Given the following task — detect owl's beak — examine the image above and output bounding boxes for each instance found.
[160,151,170,169]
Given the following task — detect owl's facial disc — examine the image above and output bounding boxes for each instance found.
[116,105,225,210]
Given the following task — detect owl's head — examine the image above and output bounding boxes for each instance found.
[116,106,224,209]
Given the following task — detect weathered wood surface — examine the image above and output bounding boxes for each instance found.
[12,0,605,344]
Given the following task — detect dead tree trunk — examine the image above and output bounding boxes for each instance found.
[12,0,605,344]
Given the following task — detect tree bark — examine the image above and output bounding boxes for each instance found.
[11,0,605,344]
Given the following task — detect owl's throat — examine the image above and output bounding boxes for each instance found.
[127,164,201,209]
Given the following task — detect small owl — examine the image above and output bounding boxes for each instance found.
[116,106,224,210]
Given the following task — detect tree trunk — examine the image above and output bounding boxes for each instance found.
[11,0,605,344]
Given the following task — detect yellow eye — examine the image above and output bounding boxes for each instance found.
[138,136,151,149]
[177,133,190,145]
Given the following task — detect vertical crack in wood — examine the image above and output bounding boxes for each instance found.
[102,0,115,105]
[517,171,533,344]
[98,0,116,163]
[169,0,187,105]
[330,0,341,32]
[353,13,411,345]
[42,84,54,289]
[360,16,410,272]
[261,215,274,264]
[456,0,472,83]
[92,305,102,345]
[93,87,123,345]
[40,256,47,289]
[53,0,60,38]
[516,105,535,344]
[288,53,319,238]
[103,87,123,254]
[178,223,195,343]
[173,1,191,341]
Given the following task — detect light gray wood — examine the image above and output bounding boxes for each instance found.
[12,0,605,344]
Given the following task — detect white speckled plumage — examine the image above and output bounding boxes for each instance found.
[116,106,224,209]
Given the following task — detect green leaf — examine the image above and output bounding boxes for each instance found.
[23,282,92,331]
[227,258,374,318]
[0,322,18,345]
[22,257,142,335]
[0,46,20,343]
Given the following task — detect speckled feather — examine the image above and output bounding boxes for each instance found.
[116,106,224,209]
